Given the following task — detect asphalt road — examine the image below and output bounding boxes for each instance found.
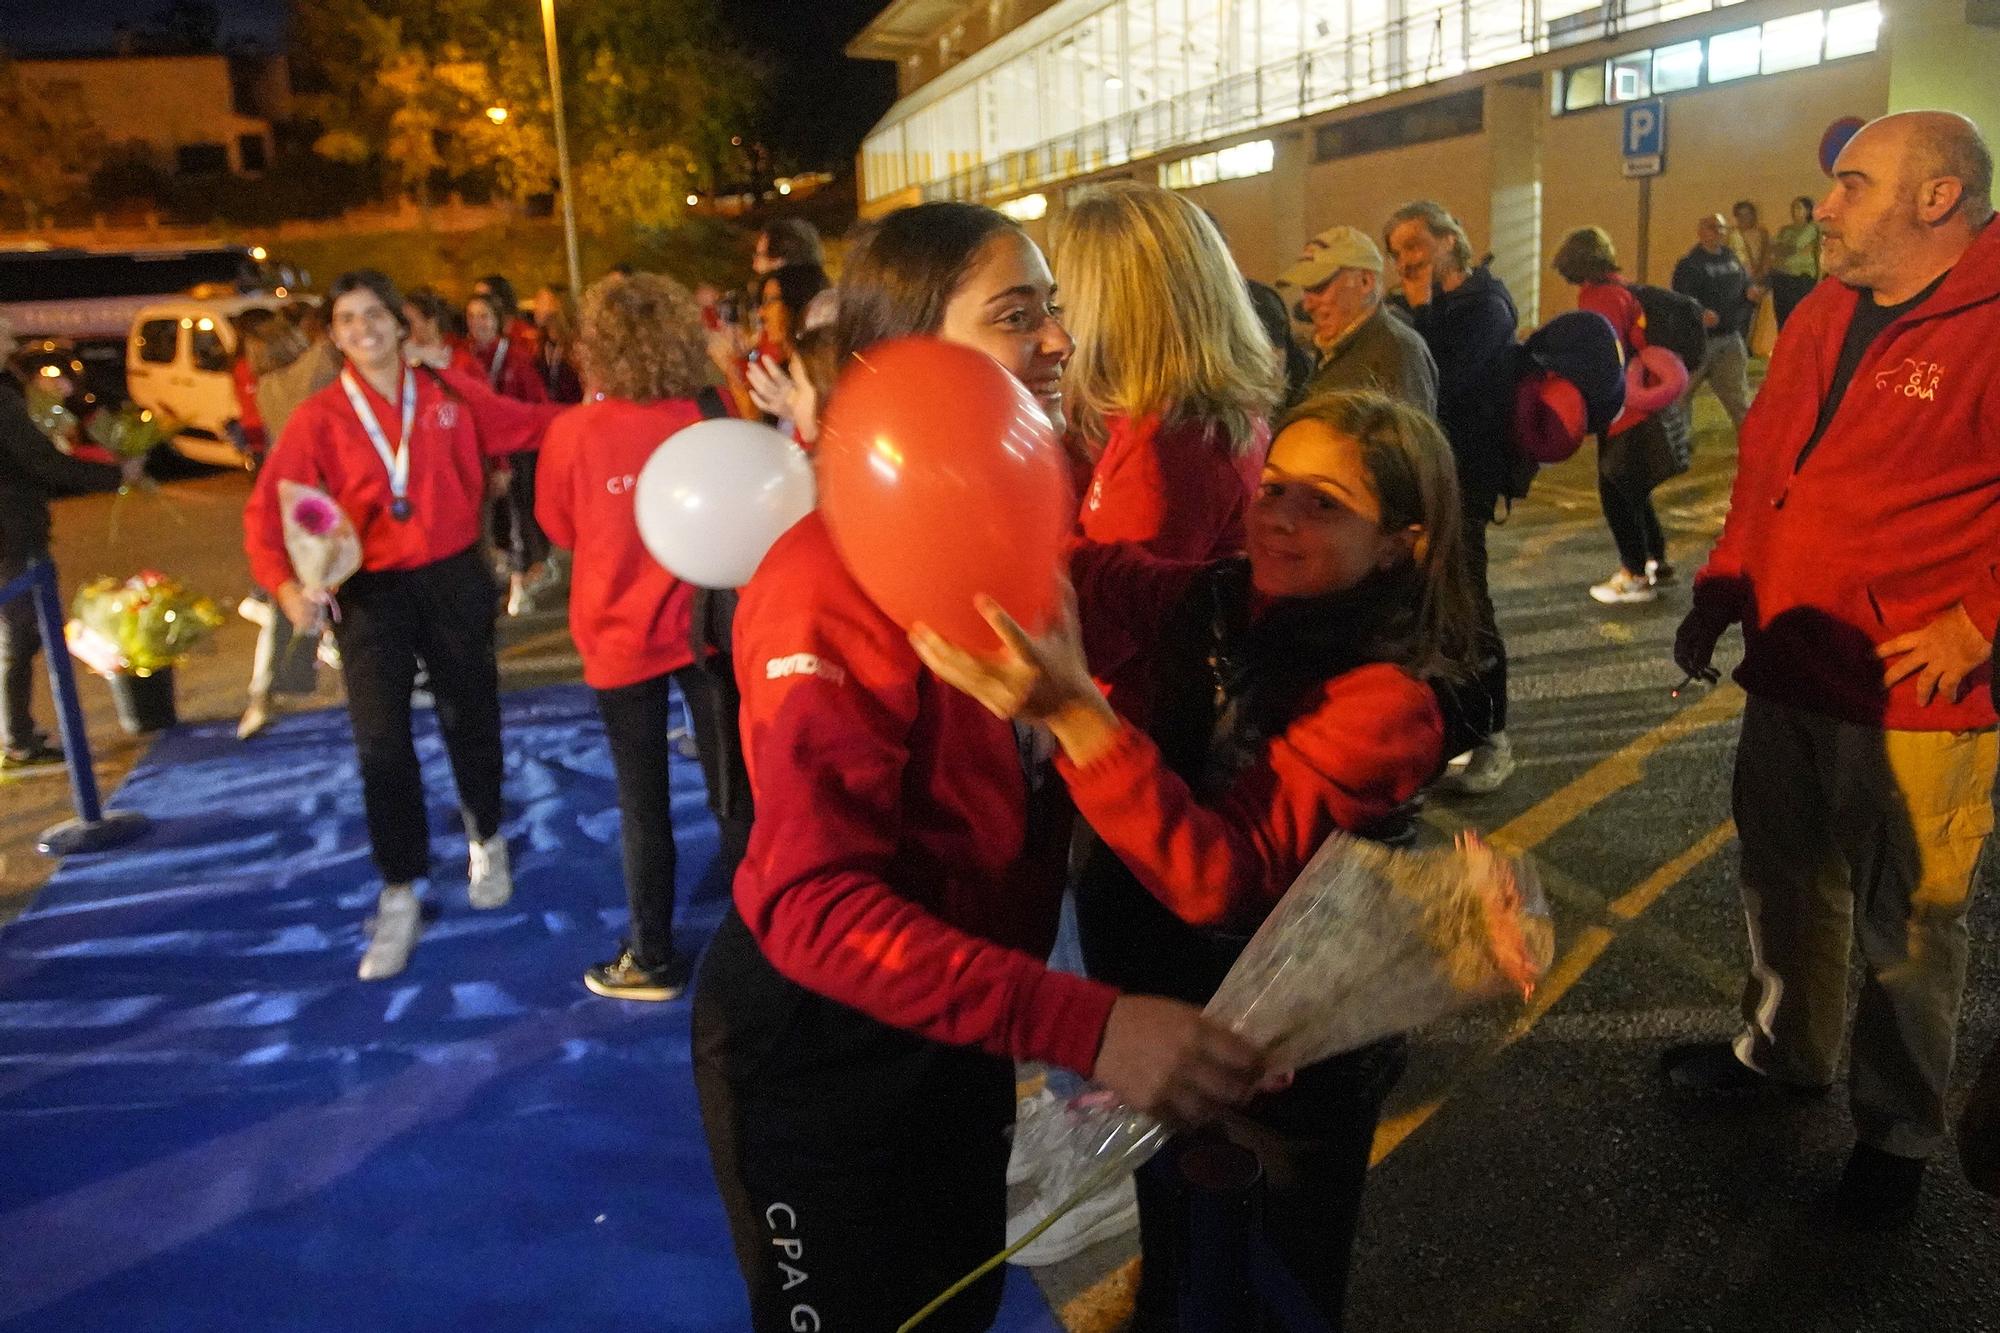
[3,396,1996,1331]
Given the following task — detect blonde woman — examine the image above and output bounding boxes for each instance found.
[535,272,750,1002]
[1055,182,1283,724]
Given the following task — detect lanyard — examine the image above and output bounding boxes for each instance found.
[340,367,415,518]
[486,337,509,391]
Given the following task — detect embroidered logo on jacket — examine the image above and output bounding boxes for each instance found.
[431,401,461,430]
[765,653,848,686]
[1873,358,1943,402]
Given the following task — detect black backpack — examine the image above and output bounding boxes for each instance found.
[1631,284,1707,372]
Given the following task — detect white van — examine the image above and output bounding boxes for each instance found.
[125,292,290,467]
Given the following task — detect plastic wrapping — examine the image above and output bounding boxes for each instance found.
[66,572,225,676]
[1019,831,1552,1252]
[278,481,362,601]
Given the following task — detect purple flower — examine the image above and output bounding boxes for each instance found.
[292,495,339,536]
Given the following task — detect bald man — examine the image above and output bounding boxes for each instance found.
[1668,110,2000,1227]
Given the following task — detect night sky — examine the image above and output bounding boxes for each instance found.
[0,0,899,167]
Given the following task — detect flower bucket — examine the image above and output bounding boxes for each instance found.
[106,667,177,735]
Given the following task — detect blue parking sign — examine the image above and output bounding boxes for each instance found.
[1622,99,1665,178]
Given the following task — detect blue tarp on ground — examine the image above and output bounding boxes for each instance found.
[0,685,1058,1331]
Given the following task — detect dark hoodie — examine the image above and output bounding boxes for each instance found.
[1402,266,1520,499]
[0,382,119,564]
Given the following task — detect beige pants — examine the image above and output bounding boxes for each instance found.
[1731,695,1996,1158]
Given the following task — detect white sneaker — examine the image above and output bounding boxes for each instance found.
[236,696,272,741]
[468,834,513,909]
[1454,731,1516,794]
[358,886,422,980]
[506,576,536,618]
[1006,1086,1067,1186]
[1006,1167,1139,1267]
[317,639,342,671]
[1590,569,1658,604]
[1645,558,1677,586]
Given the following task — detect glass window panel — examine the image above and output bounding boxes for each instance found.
[1607,52,1650,101]
[1706,26,1761,82]
[1469,0,1533,68]
[1563,61,1606,109]
[1824,0,1882,58]
[1761,11,1824,73]
[1651,39,1703,91]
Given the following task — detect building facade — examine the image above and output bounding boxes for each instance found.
[16,54,289,179]
[848,0,2000,322]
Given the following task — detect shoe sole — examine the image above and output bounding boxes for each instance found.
[582,974,684,1002]
[1589,588,1658,604]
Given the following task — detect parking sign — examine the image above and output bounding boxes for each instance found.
[1622,99,1665,178]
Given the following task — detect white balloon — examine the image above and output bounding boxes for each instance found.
[633,419,815,588]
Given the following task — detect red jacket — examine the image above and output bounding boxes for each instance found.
[536,397,704,689]
[1065,542,1444,930]
[1076,412,1267,723]
[1693,221,2000,731]
[245,365,556,593]
[468,337,548,404]
[1578,279,1646,355]
[730,511,1120,1077]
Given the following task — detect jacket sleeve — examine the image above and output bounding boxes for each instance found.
[242,405,325,593]
[733,587,1121,1077]
[437,366,562,457]
[1068,540,1204,688]
[1402,335,1441,418]
[1057,665,1443,929]
[0,402,120,498]
[532,416,576,551]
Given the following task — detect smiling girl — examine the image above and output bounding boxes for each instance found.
[915,388,1478,1331]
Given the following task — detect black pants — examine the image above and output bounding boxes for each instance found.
[0,554,41,751]
[1075,846,1402,1333]
[593,661,752,968]
[1597,470,1666,575]
[1771,272,1816,327]
[1132,1043,1404,1332]
[1435,485,1507,758]
[692,910,1014,1333]
[500,453,550,575]
[332,547,505,885]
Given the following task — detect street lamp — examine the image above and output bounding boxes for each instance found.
[486,105,509,125]
[540,0,583,299]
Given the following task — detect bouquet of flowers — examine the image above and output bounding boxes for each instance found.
[24,382,83,450]
[901,831,1555,1330]
[65,572,225,677]
[278,481,362,623]
[85,404,181,465]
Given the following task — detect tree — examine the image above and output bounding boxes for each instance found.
[0,59,106,228]
[291,0,764,230]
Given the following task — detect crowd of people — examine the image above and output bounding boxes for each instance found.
[3,106,1998,1331]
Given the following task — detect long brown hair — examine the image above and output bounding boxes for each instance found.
[1276,390,1479,682]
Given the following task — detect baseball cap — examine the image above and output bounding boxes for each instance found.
[1277,226,1384,291]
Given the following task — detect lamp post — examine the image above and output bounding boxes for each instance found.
[541,0,584,298]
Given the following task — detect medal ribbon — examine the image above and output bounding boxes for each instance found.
[340,367,415,514]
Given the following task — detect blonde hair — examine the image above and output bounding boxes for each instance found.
[1277,389,1479,682]
[1054,183,1281,456]
[576,272,710,403]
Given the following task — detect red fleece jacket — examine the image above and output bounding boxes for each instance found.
[244,365,557,593]
[1692,221,2000,731]
[1064,542,1444,930]
[535,397,706,689]
[1075,412,1267,724]
[729,511,1120,1077]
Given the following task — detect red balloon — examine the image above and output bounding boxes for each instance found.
[818,337,1071,652]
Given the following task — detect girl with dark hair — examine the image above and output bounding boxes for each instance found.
[466,291,553,617]
[693,200,1266,1333]
[402,288,477,378]
[243,269,559,981]
[529,285,584,404]
[916,388,1480,1333]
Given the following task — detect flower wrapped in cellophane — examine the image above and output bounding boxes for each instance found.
[84,404,180,462]
[65,572,225,677]
[276,482,362,633]
[907,831,1554,1326]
